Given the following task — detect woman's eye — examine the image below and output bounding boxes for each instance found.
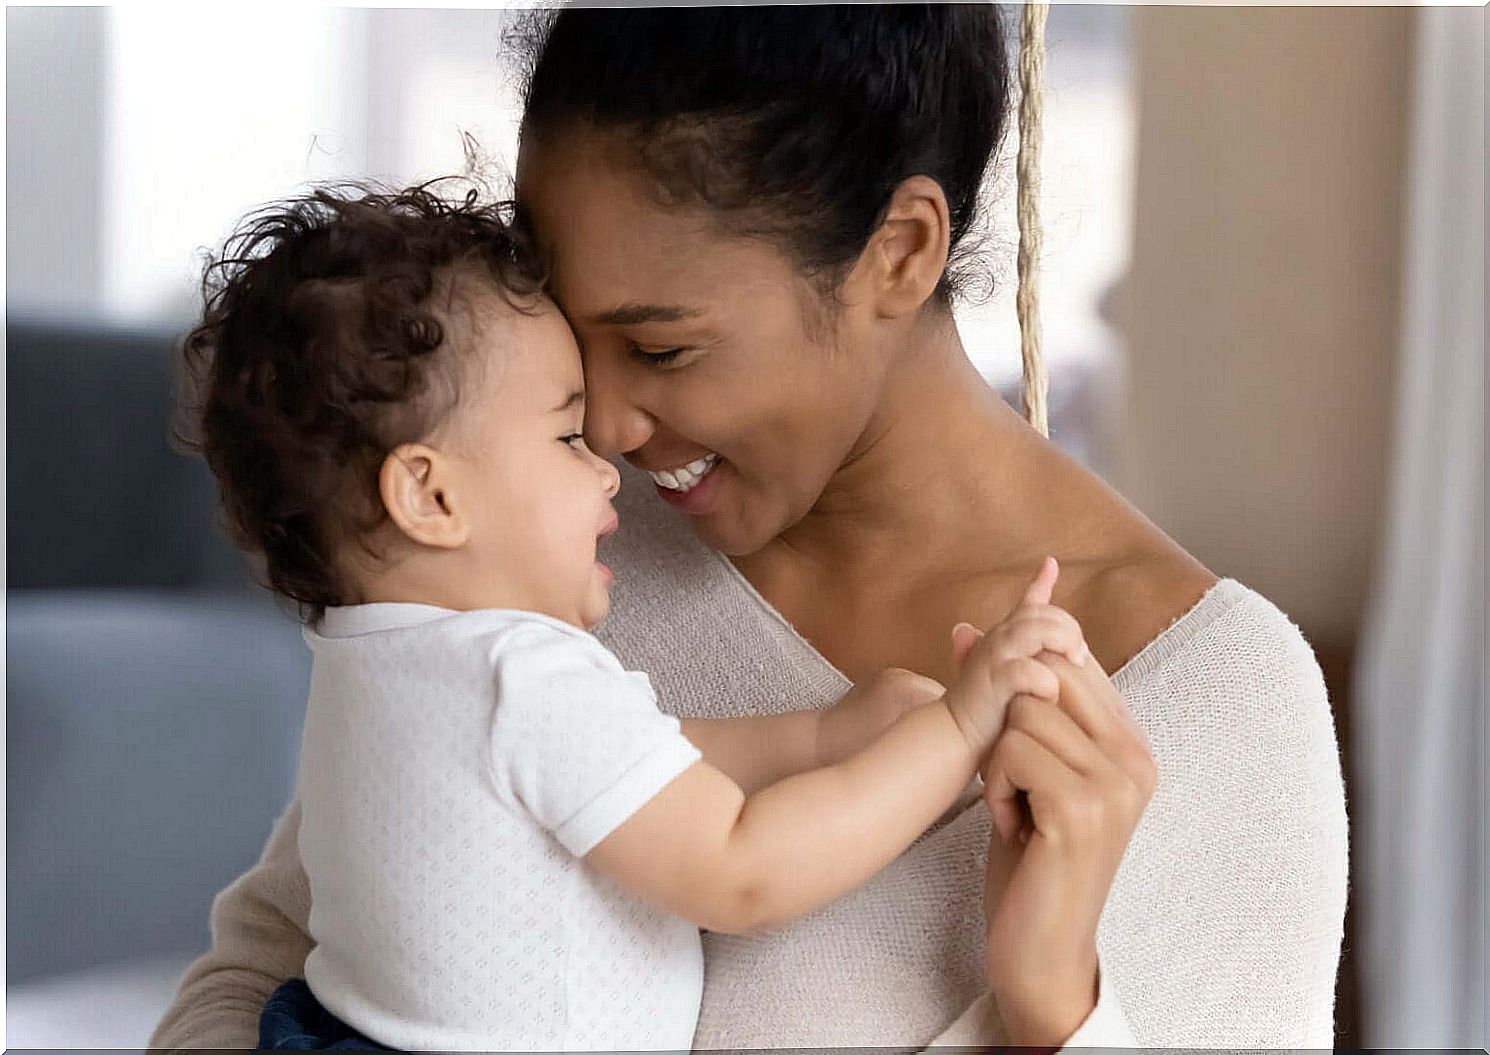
[628,344,687,367]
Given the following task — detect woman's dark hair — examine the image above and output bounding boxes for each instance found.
[513,3,1011,304]
[178,182,545,624]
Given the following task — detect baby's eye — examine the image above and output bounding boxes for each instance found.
[560,432,586,448]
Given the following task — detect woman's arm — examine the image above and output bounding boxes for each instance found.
[928,958,1137,1049]
[148,799,313,1050]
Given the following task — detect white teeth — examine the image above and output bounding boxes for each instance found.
[650,454,718,492]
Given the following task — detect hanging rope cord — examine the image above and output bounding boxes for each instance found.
[1016,3,1049,438]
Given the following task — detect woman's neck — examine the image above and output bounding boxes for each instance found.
[758,318,1102,590]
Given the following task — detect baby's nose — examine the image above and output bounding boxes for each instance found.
[598,456,621,498]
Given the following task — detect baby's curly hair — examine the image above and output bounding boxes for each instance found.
[178,181,546,624]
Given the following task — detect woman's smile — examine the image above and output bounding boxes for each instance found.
[647,453,726,515]
[647,453,719,493]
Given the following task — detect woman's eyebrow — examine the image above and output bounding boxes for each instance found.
[589,302,701,326]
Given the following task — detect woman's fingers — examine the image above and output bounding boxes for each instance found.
[982,687,1158,848]
[1029,655,1122,745]
[982,724,1087,846]
[1002,691,1109,776]
[980,692,1102,837]
[989,788,1026,846]
[1040,656,1157,788]
[981,670,1156,838]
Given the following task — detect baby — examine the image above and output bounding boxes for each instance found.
[181,183,1089,1051]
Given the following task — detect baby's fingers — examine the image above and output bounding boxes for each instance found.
[993,656,1062,705]
[1020,555,1060,607]
[994,606,1090,668]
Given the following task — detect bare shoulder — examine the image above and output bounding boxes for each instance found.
[1073,548,1220,676]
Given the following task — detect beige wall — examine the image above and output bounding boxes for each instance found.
[1114,7,1413,646]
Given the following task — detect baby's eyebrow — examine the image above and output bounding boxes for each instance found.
[551,390,585,413]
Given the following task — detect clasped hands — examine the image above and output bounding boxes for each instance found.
[822,556,1157,1047]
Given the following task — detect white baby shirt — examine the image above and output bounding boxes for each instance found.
[296,603,704,1051]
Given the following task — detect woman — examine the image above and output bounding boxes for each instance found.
[152,7,1347,1048]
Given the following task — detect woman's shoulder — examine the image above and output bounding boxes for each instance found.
[1104,563,1348,910]
[1083,555,1322,693]
[1075,552,1220,676]
[1091,558,1345,834]
[1086,556,1331,730]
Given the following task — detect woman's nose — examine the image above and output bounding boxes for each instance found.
[581,354,654,457]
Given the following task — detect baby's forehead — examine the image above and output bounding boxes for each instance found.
[440,271,552,335]
[455,287,584,406]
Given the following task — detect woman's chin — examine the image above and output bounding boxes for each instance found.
[685,512,759,558]
[687,493,798,559]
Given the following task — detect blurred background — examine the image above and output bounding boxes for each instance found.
[5,4,1484,1048]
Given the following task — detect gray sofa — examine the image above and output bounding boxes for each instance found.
[7,318,312,1044]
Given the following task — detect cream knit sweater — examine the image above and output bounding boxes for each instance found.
[150,467,1349,1050]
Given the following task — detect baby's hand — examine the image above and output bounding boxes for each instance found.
[817,667,946,767]
[942,557,1089,754]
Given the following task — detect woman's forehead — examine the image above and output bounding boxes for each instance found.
[517,133,806,325]
[525,198,721,311]
[521,140,695,250]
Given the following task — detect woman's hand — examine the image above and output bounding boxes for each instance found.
[816,666,946,767]
[951,559,1158,1046]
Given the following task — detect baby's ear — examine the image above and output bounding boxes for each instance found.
[378,443,469,550]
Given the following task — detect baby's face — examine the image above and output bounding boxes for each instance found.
[442,293,621,630]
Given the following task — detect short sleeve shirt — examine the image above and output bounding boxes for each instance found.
[297,603,704,1051]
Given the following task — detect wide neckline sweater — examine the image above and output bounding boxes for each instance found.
[150,465,1349,1050]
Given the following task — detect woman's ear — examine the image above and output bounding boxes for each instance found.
[378,443,470,550]
[856,174,952,320]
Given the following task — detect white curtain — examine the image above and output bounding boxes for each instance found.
[1353,6,1486,1049]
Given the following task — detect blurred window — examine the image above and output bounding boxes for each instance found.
[8,6,1132,383]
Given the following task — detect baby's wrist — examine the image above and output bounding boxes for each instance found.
[940,696,990,761]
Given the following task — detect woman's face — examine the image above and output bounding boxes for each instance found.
[517,132,894,558]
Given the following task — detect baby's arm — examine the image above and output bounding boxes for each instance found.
[586,601,1087,933]
[680,669,945,794]
[678,713,818,797]
[589,697,983,933]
